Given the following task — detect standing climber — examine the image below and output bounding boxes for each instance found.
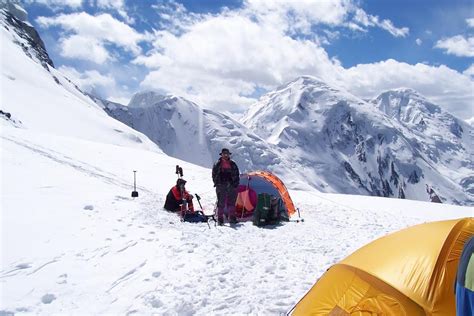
[212,148,240,225]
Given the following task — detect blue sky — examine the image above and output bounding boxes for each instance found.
[18,0,474,119]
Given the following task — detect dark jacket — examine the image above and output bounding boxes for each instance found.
[164,185,193,212]
[212,158,240,187]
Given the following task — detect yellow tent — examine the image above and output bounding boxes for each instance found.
[291,217,474,315]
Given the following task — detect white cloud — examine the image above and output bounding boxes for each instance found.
[27,0,83,9]
[36,12,145,63]
[95,0,134,24]
[58,65,134,104]
[435,35,474,57]
[133,1,410,111]
[245,0,352,31]
[416,38,422,45]
[463,64,474,77]
[242,1,408,38]
[151,1,204,34]
[467,18,474,28]
[60,35,110,63]
[59,65,115,92]
[378,18,409,37]
[134,13,343,111]
[353,8,409,37]
[341,60,474,119]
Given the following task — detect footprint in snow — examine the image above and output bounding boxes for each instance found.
[41,294,56,304]
[16,263,32,269]
[83,205,94,211]
[150,298,163,308]
[57,273,67,284]
[152,271,161,278]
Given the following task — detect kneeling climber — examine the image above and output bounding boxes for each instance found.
[164,178,194,214]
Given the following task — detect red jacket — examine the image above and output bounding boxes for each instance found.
[164,185,194,212]
[171,186,192,201]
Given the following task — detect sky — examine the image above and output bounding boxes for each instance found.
[16,0,474,120]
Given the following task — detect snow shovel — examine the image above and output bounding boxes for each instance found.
[131,170,139,198]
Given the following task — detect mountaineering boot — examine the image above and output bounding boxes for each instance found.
[218,217,224,226]
[229,216,238,224]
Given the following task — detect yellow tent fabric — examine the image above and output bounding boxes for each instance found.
[292,217,474,316]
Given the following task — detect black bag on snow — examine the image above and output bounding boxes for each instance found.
[183,211,208,223]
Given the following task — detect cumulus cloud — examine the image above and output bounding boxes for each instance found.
[134,12,344,111]
[435,35,474,57]
[416,38,422,45]
[134,0,410,111]
[36,12,145,63]
[464,64,474,77]
[341,60,474,119]
[245,0,352,34]
[60,35,109,63]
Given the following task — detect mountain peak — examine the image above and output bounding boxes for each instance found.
[128,90,169,108]
[377,88,426,101]
[372,88,441,121]
[276,75,333,92]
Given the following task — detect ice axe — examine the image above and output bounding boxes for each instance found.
[131,170,139,198]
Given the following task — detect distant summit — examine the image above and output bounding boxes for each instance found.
[128,91,170,109]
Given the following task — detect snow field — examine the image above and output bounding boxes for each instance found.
[3,126,470,314]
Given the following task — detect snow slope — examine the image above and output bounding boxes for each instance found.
[2,125,472,315]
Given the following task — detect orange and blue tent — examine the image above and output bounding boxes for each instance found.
[235,171,296,218]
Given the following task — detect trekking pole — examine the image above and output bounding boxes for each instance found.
[195,194,211,229]
[131,170,139,198]
[195,193,204,210]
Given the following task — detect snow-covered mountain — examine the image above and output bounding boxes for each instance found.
[0,6,158,150]
[241,76,473,205]
[100,92,313,190]
[371,89,473,198]
[100,76,473,205]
